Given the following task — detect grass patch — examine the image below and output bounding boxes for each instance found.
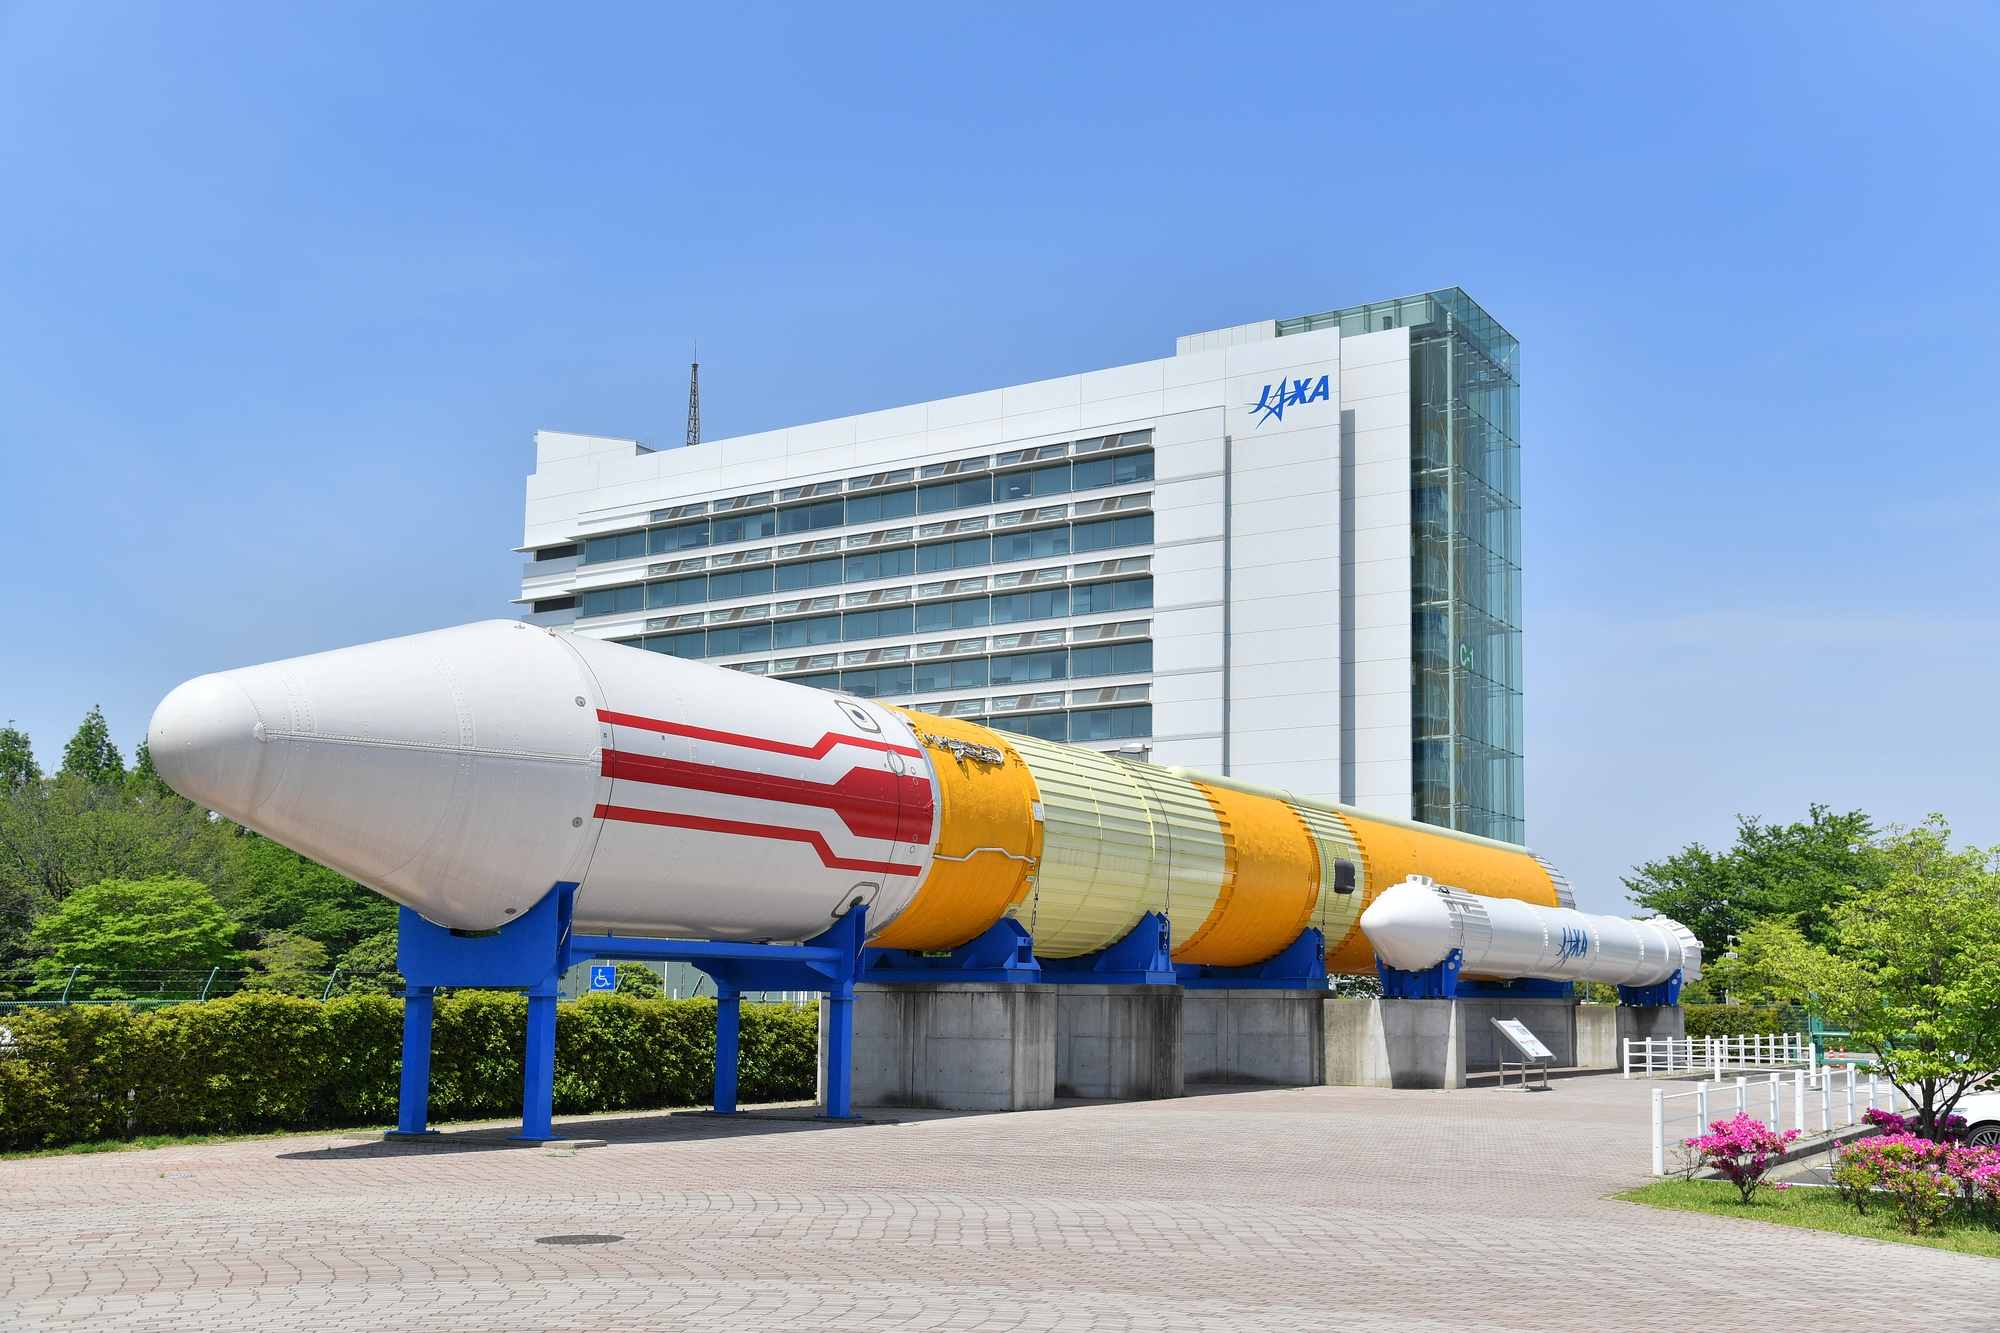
[1619,1179,2000,1259]
[0,1126,385,1161]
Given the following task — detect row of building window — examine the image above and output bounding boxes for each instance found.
[629,625,1151,681]
[765,675,1151,744]
[574,449,1155,565]
[590,577,1152,644]
[576,516,1153,618]
[983,704,1151,744]
[747,648,1149,698]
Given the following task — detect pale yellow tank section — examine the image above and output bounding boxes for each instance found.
[1116,757,1230,953]
[1293,804,1366,957]
[1002,734,1230,957]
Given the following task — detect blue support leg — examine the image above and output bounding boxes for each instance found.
[393,987,437,1137]
[711,985,741,1114]
[513,986,560,1142]
[1376,948,1464,999]
[1036,911,1177,985]
[1617,969,1684,1007]
[822,991,854,1119]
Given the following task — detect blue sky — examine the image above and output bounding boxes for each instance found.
[3,3,1995,912]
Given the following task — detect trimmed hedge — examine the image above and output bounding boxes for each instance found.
[1683,1003,1808,1038]
[0,991,818,1151]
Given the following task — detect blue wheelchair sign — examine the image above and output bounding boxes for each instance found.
[588,964,616,992]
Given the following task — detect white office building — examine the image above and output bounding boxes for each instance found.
[518,289,1523,842]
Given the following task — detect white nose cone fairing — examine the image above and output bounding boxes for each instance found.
[149,621,604,929]
[149,620,942,941]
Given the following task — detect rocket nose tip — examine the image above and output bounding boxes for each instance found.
[148,674,278,818]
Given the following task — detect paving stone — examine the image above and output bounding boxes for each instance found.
[0,1074,1992,1331]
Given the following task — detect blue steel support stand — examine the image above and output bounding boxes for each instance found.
[1175,928,1326,989]
[822,987,855,1118]
[1376,948,1465,999]
[396,988,437,1136]
[1376,951,1584,1001]
[517,985,559,1142]
[1617,969,1683,1007]
[861,917,1043,983]
[709,984,741,1115]
[1036,912,1177,985]
[391,884,868,1139]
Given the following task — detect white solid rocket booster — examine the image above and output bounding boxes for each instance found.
[1359,877,1701,987]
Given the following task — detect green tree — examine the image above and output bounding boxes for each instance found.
[0,722,38,791]
[29,875,239,975]
[240,929,331,997]
[1623,841,1739,958]
[1625,805,1881,953]
[225,834,396,957]
[0,777,240,923]
[614,962,664,997]
[129,739,166,794]
[335,928,403,995]
[59,706,124,785]
[1751,817,2000,1138]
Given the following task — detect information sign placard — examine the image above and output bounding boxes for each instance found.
[1492,1018,1553,1061]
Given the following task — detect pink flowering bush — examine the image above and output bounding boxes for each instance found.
[1833,1135,2000,1233]
[1686,1113,1801,1203]
[1947,1144,2000,1228]
[1861,1107,1970,1141]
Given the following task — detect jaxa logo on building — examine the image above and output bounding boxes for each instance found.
[1246,374,1332,427]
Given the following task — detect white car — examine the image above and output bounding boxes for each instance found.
[1954,1090,2000,1146]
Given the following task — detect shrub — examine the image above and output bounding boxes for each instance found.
[0,993,818,1150]
[319,993,402,1123]
[1832,1134,1979,1234]
[1957,1148,2000,1229]
[1859,1106,1968,1142]
[0,1005,146,1147]
[130,991,333,1134]
[739,1002,819,1104]
[1687,1112,1800,1203]
[1682,1005,1804,1039]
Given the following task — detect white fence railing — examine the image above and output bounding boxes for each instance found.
[1624,1033,1814,1079]
[1647,1065,1912,1175]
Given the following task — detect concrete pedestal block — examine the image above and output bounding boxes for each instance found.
[1616,1004,1685,1048]
[846,983,1056,1111]
[1183,989,1327,1086]
[1324,997,1466,1089]
[1454,997,1577,1071]
[1575,1004,1620,1069]
[1053,985,1183,1100]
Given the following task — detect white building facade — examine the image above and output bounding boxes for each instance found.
[519,289,1524,842]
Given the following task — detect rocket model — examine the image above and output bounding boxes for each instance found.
[148,620,1697,979]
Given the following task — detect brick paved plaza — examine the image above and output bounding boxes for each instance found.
[3,1072,1993,1332]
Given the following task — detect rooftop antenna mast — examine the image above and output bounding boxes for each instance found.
[685,344,701,448]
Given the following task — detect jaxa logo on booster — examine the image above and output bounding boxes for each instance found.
[1246,374,1331,427]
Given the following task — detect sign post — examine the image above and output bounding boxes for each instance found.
[1491,1017,1553,1091]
